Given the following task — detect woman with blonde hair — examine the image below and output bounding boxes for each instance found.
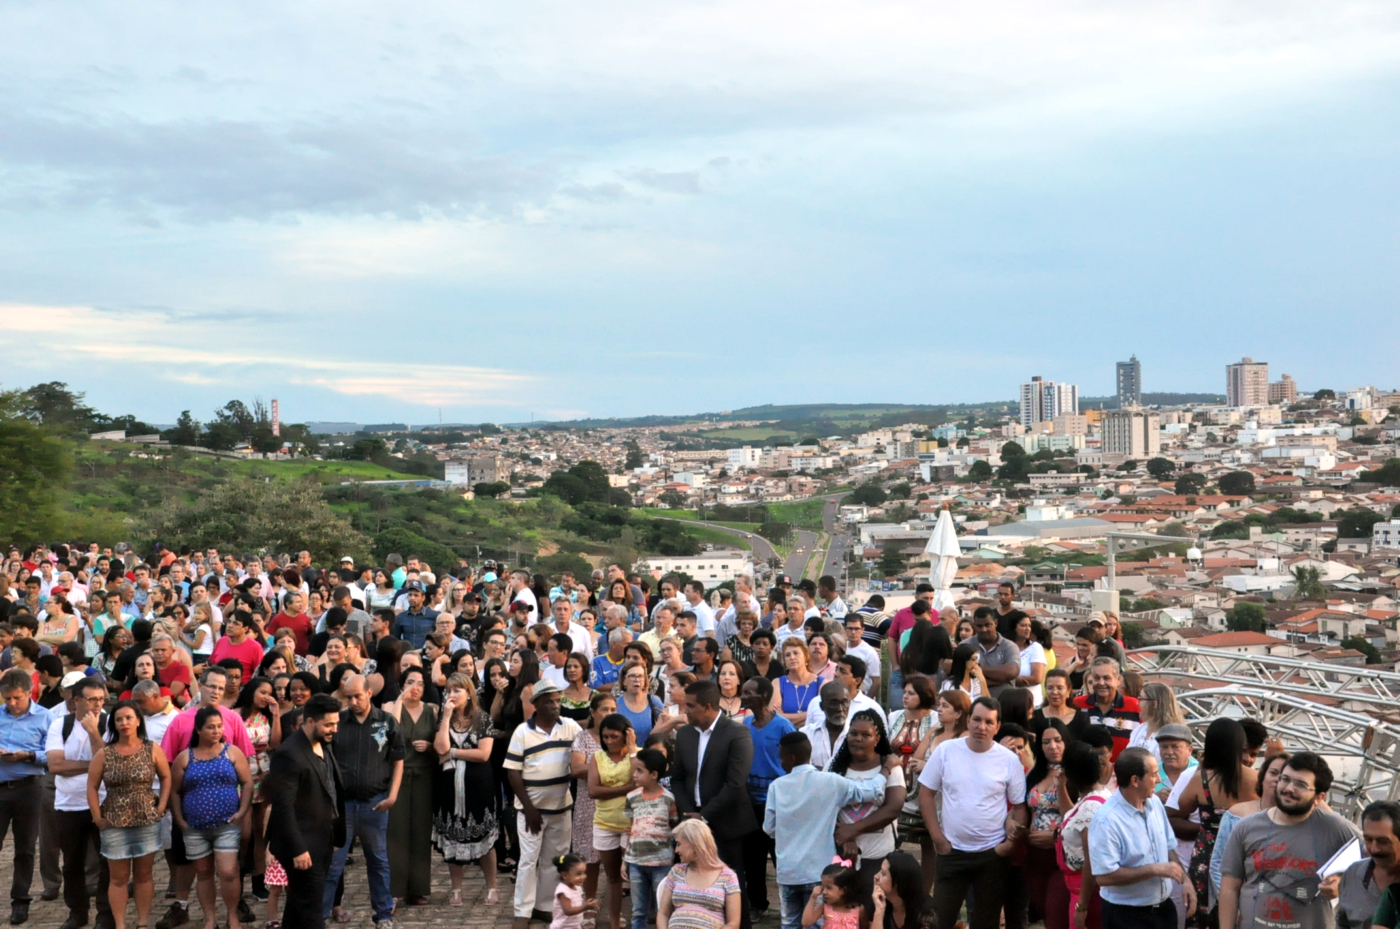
[1127,682,1184,761]
[657,819,741,929]
[770,639,820,728]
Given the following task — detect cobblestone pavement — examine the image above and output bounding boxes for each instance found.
[0,842,798,929]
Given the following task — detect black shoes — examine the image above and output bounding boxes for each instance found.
[236,899,256,924]
[59,915,87,929]
[156,902,189,929]
[9,903,28,926]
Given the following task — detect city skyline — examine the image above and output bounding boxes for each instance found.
[2,2,1398,424]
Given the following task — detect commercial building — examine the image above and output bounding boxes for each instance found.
[727,447,762,470]
[1116,355,1142,407]
[1102,407,1161,458]
[1019,376,1079,428]
[1268,374,1298,405]
[636,552,755,585]
[1226,357,1270,407]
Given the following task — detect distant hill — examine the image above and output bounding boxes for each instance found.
[522,400,1017,433]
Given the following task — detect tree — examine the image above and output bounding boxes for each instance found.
[888,482,912,500]
[1226,601,1266,633]
[1342,636,1382,665]
[0,390,73,541]
[1210,520,1250,540]
[1120,460,1138,472]
[1363,459,1400,487]
[850,482,888,506]
[538,551,594,580]
[1174,473,1207,496]
[1120,622,1146,649]
[1218,471,1256,496]
[658,489,687,508]
[887,502,916,522]
[1128,597,1166,613]
[968,460,993,481]
[1291,566,1327,601]
[347,437,388,461]
[19,382,100,435]
[473,481,511,499]
[877,544,908,578]
[1337,507,1385,540]
[1314,389,1336,400]
[164,411,201,447]
[1146,458,1175,480]
[144,478,368,565]
[624,441,644,470]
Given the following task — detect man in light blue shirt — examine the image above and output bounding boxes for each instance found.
[764,731,887,929]
[1088,747,1195,929]
[0,667,54,925]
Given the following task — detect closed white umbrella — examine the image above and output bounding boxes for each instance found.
[926,507,961,613]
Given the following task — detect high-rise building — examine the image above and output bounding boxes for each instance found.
[1226,357,1269,407]
[1116,356,1142,408]
[1268,374,1298,405]
[1019,376,1079,428]
[1102,407,1161,458]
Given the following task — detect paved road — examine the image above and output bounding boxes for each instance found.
[783,530,819,581]
[819,493,853,589]
[650,516,779,565]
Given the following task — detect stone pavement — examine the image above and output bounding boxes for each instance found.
[0,840,800,929]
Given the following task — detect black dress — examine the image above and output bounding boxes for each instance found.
[431,709,500,864]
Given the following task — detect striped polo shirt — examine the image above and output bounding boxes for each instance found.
[1073,691,1141,760]
[503,715,581,814]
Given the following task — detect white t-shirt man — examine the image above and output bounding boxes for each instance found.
[918,737,1026,852]
[845,640,882,695]
[46,714,106,811]
[687,598,716,638]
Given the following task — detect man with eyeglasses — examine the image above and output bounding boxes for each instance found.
[1218,752,1359,929]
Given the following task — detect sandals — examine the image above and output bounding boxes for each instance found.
[450,890,463,908]
[484,889,500,906]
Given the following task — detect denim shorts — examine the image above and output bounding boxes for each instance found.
[183,821,241,860]
[100,823,162,860]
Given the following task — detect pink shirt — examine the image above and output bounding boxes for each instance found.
[888,606,917,661]
[160,703,254,760]
[210,636,265,679]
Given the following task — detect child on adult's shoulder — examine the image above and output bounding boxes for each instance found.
[802,860,870,929]
[551,854,598,929]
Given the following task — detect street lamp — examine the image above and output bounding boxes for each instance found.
[1104,530,1199,610]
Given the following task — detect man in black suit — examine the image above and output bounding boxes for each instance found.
[265,695,345,929]
[671,680,756,929]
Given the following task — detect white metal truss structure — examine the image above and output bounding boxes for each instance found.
[1129,645,1400,718]
[1163,686,1400,818]
[1130,646,1400,818]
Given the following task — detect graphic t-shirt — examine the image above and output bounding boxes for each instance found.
[1219,809,1360,929]
[623,788,677,866]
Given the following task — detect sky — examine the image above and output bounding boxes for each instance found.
[2,0,1398,426]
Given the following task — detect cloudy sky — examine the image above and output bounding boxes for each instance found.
[2,1,1398,425]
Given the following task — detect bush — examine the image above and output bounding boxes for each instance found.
[371,527,460,575]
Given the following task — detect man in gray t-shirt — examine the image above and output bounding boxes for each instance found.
[970,609,1020,698]
[1220,753,1360,929]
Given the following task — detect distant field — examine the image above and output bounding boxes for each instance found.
[697,428,797,442]
[637,507,701,520]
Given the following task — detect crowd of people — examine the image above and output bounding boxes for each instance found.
[0,543,1395,929]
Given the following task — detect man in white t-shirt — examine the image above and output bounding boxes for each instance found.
[919,696,1029,929]
[549,598,594,662]
[509,571,539,625]
[539,633,570,691]
[819,576,848,621]
[45,677,113,929]
[683,581,716,639]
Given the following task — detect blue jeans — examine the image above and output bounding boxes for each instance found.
[324,794,393,921]
[628,863,671,929]
[887,668,903,710]
[779,882,819,929]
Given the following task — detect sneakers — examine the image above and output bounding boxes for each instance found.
[236,900,257,925]
[373,920,393,929]
[156,901,189,929]
[251,875,269,903]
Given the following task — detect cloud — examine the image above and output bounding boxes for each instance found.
[623,168,702,196]
[0,303,534,408]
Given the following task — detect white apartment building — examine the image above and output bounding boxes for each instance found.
[444,456,503,486]
[1101,408,1161,457]
[636,552,755,585]
[1226,357,1270,407]
[1374,519,1400,551]
[727,447,762,470]
[1019,376,1079,428]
